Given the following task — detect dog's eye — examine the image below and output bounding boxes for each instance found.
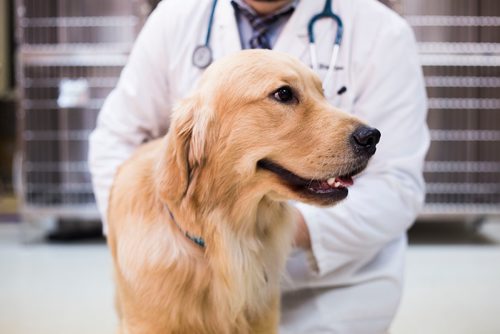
[272,86,297,104]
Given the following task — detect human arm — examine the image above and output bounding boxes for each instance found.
[292,208,311,250]
[88,3,172,233]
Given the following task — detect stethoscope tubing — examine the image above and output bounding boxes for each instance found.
[204,0,218,47]
[307,0,344,82]
[195,0,344,91]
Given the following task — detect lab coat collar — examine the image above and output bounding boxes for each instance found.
[213,0,242,56]
[274,0,330,65]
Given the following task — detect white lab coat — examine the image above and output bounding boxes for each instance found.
[88,0,429,332]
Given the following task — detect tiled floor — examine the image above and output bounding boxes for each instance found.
[0,220,499,334]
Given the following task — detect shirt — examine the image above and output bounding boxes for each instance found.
[231,0,299,49]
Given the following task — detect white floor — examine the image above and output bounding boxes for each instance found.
[391,221,500,334]
[0,221,499,334]
[0,225,117,334]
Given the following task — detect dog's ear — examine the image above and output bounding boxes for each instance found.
[156,97,212,203]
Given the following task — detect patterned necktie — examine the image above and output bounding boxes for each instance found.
[231,1,295,49]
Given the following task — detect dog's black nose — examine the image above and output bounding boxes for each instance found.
[351,126,381,155]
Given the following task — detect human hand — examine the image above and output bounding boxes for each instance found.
[292,207,311,251]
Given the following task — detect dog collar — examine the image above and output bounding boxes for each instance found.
[165,205,206,248]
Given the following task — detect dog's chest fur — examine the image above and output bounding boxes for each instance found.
[113,200,295,333]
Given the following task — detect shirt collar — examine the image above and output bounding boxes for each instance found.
[231,0,299,17]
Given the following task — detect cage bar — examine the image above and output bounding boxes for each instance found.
[15,0,149,225]
[400,0,500,219]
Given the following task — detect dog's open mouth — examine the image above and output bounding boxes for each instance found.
[257,159,366,203]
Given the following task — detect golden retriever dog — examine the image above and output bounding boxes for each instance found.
[107,49,380,334]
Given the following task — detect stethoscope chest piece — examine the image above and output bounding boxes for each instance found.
[192,45,213,69]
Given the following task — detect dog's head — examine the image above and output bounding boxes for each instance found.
[158,50,380,208]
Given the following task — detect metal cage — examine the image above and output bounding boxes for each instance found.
[15,0,500,227]
[15,0,149,226]
[399,0,500,219]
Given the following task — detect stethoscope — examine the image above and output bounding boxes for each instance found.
[192,0,219,69]
[192,0,344,92]
[308,0,343,92]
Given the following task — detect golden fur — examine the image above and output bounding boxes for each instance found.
[107,50,372,334]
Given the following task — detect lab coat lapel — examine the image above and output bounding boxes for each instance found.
[275,0,344,99]
[212,0,242,58]
[273,1,326,67]
[211,1,339,83]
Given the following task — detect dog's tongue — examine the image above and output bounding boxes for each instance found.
[311,176,354,193]
[337,176,353,187]
[324,176,354,189]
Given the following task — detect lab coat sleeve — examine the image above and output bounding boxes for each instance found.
[88,3,172,233]
[295,18,430,277]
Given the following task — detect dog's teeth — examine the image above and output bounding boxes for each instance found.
[334,181,341,188]
[327,178,336,186]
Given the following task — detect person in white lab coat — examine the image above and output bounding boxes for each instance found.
[89,0,429,333]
